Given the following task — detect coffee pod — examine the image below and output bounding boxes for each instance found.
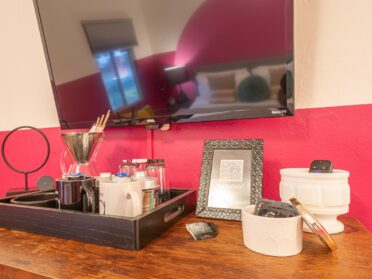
[290,198,337,251]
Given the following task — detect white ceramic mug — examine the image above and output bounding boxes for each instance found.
[99,179,143,217]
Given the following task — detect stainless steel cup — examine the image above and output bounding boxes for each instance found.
[55,177,98,213]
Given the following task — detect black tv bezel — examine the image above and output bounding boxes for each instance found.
[33,0,295,130]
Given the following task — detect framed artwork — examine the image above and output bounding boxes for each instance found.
[196,139,263,221]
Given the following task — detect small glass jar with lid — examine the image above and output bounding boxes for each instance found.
[119,160,137,177]
[145,159,170,203]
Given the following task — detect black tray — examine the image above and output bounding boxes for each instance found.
[0,189,196,250]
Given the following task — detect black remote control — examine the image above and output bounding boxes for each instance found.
[309,160,333,173]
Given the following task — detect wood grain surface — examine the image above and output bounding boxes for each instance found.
[0,263,50,279]
[0,215,370,279]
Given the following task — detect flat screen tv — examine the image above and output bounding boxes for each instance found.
[34,0,294,129]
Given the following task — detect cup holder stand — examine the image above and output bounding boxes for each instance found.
[1,126,50,195]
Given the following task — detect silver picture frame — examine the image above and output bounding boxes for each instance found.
[196,139,263,221]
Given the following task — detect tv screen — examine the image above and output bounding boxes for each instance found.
[34,0,294,129]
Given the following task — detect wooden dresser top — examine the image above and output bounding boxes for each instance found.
[0,214,370,279]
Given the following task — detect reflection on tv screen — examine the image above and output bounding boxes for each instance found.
[96,49,142,112]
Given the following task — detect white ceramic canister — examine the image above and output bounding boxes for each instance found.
[242,205,303,257]
[279,168,350,234]
[132,175,160,212]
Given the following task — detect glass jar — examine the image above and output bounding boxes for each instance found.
[145,159,170,203]
[119,160,137,177]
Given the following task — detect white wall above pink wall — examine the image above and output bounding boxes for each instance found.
[1,0,372,131]
[295,0,372,108]
[0,0,59,131]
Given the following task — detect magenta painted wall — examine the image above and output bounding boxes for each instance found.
[151,104,372,232]
[0,126,147,196]
[0,105,371,232]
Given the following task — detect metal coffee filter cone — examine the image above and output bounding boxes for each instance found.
[61,132,103,164]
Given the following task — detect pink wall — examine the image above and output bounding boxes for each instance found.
[151,104,372,232]
[0,105,371,232]
[0,126,147,197]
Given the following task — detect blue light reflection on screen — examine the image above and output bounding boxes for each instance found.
[96,49,142,111]
[113,50,142,105]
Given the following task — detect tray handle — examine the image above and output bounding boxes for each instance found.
[164,203,184,223]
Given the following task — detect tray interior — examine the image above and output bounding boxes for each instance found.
[0,188,190,212]
[0,188,196,250]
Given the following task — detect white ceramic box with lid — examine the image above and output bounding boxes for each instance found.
[279,168,350,234]
[242,205,303,257]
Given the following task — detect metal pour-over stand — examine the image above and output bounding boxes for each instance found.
[60,132,103,177]
[1,126,50,196]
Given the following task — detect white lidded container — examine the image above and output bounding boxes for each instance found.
[280,168,350,234]
[242,205,303,257]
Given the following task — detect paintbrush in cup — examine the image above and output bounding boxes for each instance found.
[89,116,101,133]
[94,110,111,132]
[100,110,111,132]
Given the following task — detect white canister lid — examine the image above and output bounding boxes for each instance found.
[290,198,337,251]
[99,172,111,179]
[133,177,158,189]
[134,171,146,178]
[132,159,148,164]
[111,174,131,183]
